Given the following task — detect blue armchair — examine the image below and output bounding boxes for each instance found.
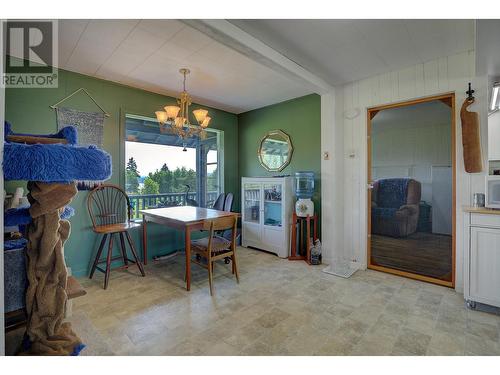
[371,178,421,238]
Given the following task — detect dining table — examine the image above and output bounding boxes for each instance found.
[139,206,239,291]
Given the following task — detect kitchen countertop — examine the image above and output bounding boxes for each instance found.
[463,206,500,215]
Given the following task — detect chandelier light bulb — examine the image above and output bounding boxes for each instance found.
[201,116,211,128]
[164,105,180,120]
[155,111,167,124]
[193,109,208,124]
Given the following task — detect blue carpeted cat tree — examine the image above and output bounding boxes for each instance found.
[3,122,111,355]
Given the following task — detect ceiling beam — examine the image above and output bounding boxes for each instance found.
[183,20,334,95]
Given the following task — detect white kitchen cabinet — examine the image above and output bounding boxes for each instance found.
[464,209,500,308]
[241,177,294,258]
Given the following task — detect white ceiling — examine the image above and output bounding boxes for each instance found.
[476,20,500,77]
[372,100,451,134]
[56,19,312,114]
[230,19,475,86]
[27,19,476,114]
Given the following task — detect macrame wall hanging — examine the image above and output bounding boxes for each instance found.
[51,87,109,148]
[51,88,110,189]
[56,107,105,147]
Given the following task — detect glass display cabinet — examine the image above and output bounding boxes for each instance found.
[241,177,293,258]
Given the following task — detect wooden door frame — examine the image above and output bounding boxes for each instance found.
[367,93,456,288]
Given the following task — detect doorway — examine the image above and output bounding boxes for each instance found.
[367,94,455,288]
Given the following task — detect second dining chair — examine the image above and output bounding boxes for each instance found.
[87,184,145,289]
[223,192,234,212]
[190,215,239,295]
[212,193,226,211]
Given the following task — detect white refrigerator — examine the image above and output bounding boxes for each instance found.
[431,165,452,235]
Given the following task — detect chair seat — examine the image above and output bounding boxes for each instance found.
[371,207,399,219]
[191,235,232,254]
[93,221,141,234]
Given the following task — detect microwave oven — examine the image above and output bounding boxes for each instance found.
[486,175,500,209]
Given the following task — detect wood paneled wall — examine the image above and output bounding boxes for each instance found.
[334,50,487,292]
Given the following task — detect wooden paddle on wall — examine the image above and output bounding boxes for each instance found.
[460,95,483,173]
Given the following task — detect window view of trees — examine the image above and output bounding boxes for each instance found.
[207,166,219,193]
[125,157,140,193]
[125,157,197,195]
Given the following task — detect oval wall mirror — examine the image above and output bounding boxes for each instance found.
[258,129,293,172]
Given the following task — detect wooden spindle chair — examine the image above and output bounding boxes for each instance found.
[87,184,145,289]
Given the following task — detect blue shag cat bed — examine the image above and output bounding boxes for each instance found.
[5,206,75,226]
[5,121,78,145]
[4,121,111,356]
[4,238,28,251]
[4,122,111,183]
[21,336,86,356]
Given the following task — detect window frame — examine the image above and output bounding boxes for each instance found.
[121,111,224,209]
[203,130,224,207]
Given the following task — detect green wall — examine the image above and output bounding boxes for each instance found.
[237,94,322,230]
[5,67,239,277]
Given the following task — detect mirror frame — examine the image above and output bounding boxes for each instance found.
[257,129,294,172]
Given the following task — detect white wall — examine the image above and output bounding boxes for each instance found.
[328,49,488,292]
[321,91,344,265]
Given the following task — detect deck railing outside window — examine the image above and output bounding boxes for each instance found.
[129,191,219,220]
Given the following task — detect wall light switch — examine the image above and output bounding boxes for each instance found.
[323,151,330,160]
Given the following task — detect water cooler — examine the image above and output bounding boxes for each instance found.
[295,171,314,217]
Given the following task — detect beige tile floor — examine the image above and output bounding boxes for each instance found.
[72,247,500,356]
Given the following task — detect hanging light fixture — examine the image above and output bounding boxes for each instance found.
[155,68,211,142]
[490,82,500,112]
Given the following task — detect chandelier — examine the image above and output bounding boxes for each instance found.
[155,68,211,142]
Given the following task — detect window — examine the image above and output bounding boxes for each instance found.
[206,149,219,201]
[124,114,223,219]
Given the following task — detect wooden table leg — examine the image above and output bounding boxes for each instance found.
[289,212,306,261]
[289,212,297,259]
[185,226,191,291]
[142,215,148,265]
[313,214,318,241]
[306,215,311,264]
[299,220,304,257]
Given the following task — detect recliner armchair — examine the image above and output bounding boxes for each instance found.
[371,178,421,238]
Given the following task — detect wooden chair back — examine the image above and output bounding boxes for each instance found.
[87,184,132,228]
[203,215,237,232]
[203,216,238,252]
